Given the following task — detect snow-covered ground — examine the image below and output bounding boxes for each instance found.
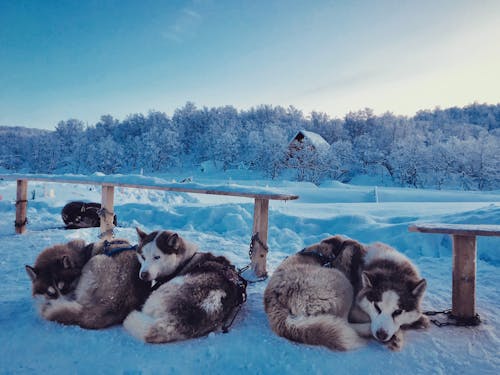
[0,171,499,374]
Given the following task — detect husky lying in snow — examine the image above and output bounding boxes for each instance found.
[26,239,150,329]
[26,239,91,299]
[123,228,247,343]
[352,242,429,350]
[264,236,428,351]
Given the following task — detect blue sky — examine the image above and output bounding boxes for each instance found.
[1,0,499,129]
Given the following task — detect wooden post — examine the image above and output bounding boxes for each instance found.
[100,185,115,240]
[452,235,476,320]
[15,179,28,234]
[251,198,269,278]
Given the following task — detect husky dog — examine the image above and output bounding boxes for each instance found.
[123,228,246,343]
[264,236,367,351]
[26,239,92,299]
[264,236,428,351]
[27,239,150,329]
[61,201,117,229]
[351,242,429,351]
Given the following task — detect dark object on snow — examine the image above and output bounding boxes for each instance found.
[61,201,117,229]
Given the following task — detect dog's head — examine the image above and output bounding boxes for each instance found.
[135,228,196,282]
[357,271,427,343]
[25,239,88,299]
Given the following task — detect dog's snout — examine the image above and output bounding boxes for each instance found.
[140,271,149,281]
[376,329,388,341]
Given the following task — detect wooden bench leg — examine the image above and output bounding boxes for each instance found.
[15,179,28,234]
[251,198,269,278]
[452,234,476,320]
[100,185,115,240]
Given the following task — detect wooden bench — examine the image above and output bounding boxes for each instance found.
[409,223,500,324]
[1,174,298,277]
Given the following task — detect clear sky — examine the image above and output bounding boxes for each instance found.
[1,0,499,129]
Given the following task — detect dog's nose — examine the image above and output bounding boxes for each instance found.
[140,271,149,281]
[376,329,388,341]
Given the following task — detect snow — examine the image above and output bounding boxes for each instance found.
[0,170,499,374]
[0,173,298,199]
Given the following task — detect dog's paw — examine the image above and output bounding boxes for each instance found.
[40,301,58,319]
[37,298,53,315]
[414,314,430,329]
[387,331,403,351]
[405,314,430,330]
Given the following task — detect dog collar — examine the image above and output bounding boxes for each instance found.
[150,252,198,291]
[103,240,138,257]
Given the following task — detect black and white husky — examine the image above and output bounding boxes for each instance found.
[264,236,428,351]
[123,228,247,343]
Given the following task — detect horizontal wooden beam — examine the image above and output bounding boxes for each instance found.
[409,223,500,237]
[0,175,298,201]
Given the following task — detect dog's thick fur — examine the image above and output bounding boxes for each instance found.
[28,239,150,329]
[264,236,428,351]
[264,236,367,351]
[123,228,245,343]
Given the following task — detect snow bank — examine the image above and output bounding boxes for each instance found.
[0,176,498,374]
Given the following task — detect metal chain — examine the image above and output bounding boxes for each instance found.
[237,232,268,283]
[97,207,115,218]
[14,218,28,227]
[424,309,481,327]
[97,207,115,239]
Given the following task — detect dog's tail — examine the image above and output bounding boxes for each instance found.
[265,297,365,351]
[123,310,188,344]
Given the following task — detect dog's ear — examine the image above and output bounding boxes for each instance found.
[136,227,147,242]
[67,239,86,252]
[25,265,37,282]
[167,233,180,249]
[62,255,73,269]
[411,279,427,297]
[320,236,345,256]
[361,271,373,289]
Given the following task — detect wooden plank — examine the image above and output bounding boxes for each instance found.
[409,223,500,237]
[0,175,298,201]
[251,198,269,278]
[452,235,476,319]
[100,185,115,240]
[15,179,28,234]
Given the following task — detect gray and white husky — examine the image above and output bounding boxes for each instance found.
[352,242,429,350]
[123,228,246,343]
[264,236,428,351]
[27,239,151,329]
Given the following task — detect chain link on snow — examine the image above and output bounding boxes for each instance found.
[424,309,481,327]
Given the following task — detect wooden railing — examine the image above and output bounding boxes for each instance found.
[1,174,299,277]
[409,223,500,323]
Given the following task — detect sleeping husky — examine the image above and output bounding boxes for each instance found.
[264,236,428,351]
[26,239,91,299]
[352,242,429,350]
[123,228,247,343]
[26,239,150,329]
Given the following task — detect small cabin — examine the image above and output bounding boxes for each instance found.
[288,130,330,155]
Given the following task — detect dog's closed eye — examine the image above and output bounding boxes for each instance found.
[392,309,403,318]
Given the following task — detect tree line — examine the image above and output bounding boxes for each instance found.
[1,102,499,190]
